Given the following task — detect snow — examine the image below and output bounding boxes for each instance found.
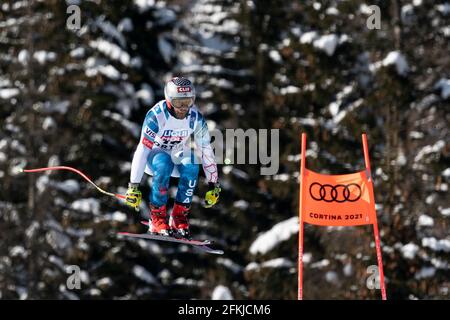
[415,267,436,280]
[46,230,72,252]
[233,200,249,210]
[42,116,56,130]
[422,237,450,252]
[280,86,300,95]
[18,49,29,64]
[136,83,154,105]
[326,7,339,15]
[85,57,121,80]
[89,39,131,66]
[300,31,317,44]
[89,289,101,296]
[211,285,233,300]
[103,211,127,222]
[245,258,294,271]
[36,175,49,194]
[70,198,101,215]
[16,287,28,300]
[96,17,126,48]
[269,50,282,63]
[209,78,233,89]
[439,207,450,216]
[216,258,243,274]
[370,51,409,76]
[409,131,424,139]
[96,277,113,289]
[153,8,177,26]
[328,84,354,116]
[360,4,378,15]
[443,168,450,178]
[401,4,414,23]
[118,18,133,32]
[436,3,450,15]
[417,214,434,227]
[132,265,158,285]
[0,88,20,99]
[261,257,294,268]
[310,259,330,269]
[414,140,445,162]
[9,246,27,258]
[303,253,312,264]
[343,263,353,276]
[33,50,56,64]
[66,227,93,237]
[60,288,80,300]
[54,179,80,194]
[330,98,363,124]
[134,0,155,13]
[434,78,450,99]
[401,243,419,259]
[272,173,290,181]
[173,277,205,287]
[102,110,141,138]
[325,271,339,284]
[230,168,250,180]
[158,35,173,64]
[382,51,409,75]
[44,100,70,114]
[313,34,340,56]
[249,216,298,255]
[70,47,85,58]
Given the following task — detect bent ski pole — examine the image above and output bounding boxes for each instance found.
[20,166,136,209]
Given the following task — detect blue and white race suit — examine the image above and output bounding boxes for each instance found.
[130,100,218,206]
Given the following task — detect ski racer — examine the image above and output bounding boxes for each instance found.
[124,77,221,239]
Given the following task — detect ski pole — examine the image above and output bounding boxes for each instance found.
[20,166,129,204]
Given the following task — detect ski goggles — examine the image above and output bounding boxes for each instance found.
[172,97,194,109]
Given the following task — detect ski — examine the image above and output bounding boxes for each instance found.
[118,222,224,255]
[118,232,224,255]
[118,231,211,246]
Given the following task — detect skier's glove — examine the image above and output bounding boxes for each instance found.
[126,183,142,211]
[204,182,221,208]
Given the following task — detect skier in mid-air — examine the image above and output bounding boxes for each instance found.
[124,77,221,239]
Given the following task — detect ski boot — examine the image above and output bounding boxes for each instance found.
[149,204,171,236]
[169,202,191,239]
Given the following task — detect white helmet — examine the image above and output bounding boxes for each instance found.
[164,77,196,109]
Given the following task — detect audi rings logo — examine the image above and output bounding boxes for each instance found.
[309,183,362,203]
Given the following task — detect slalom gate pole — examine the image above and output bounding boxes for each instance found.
[362,134,387,300]
[298,133,307,300]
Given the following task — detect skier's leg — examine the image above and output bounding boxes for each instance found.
[170,153,199,238]
[149,151,174,206]
[147,151,174,235]
[175,152,199,205]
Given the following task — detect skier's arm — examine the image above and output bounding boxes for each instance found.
[126,110,158,210]
[129,142,150,184]
[193,115,218,184]
[194,115,221,207]
[129,110,159,184]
